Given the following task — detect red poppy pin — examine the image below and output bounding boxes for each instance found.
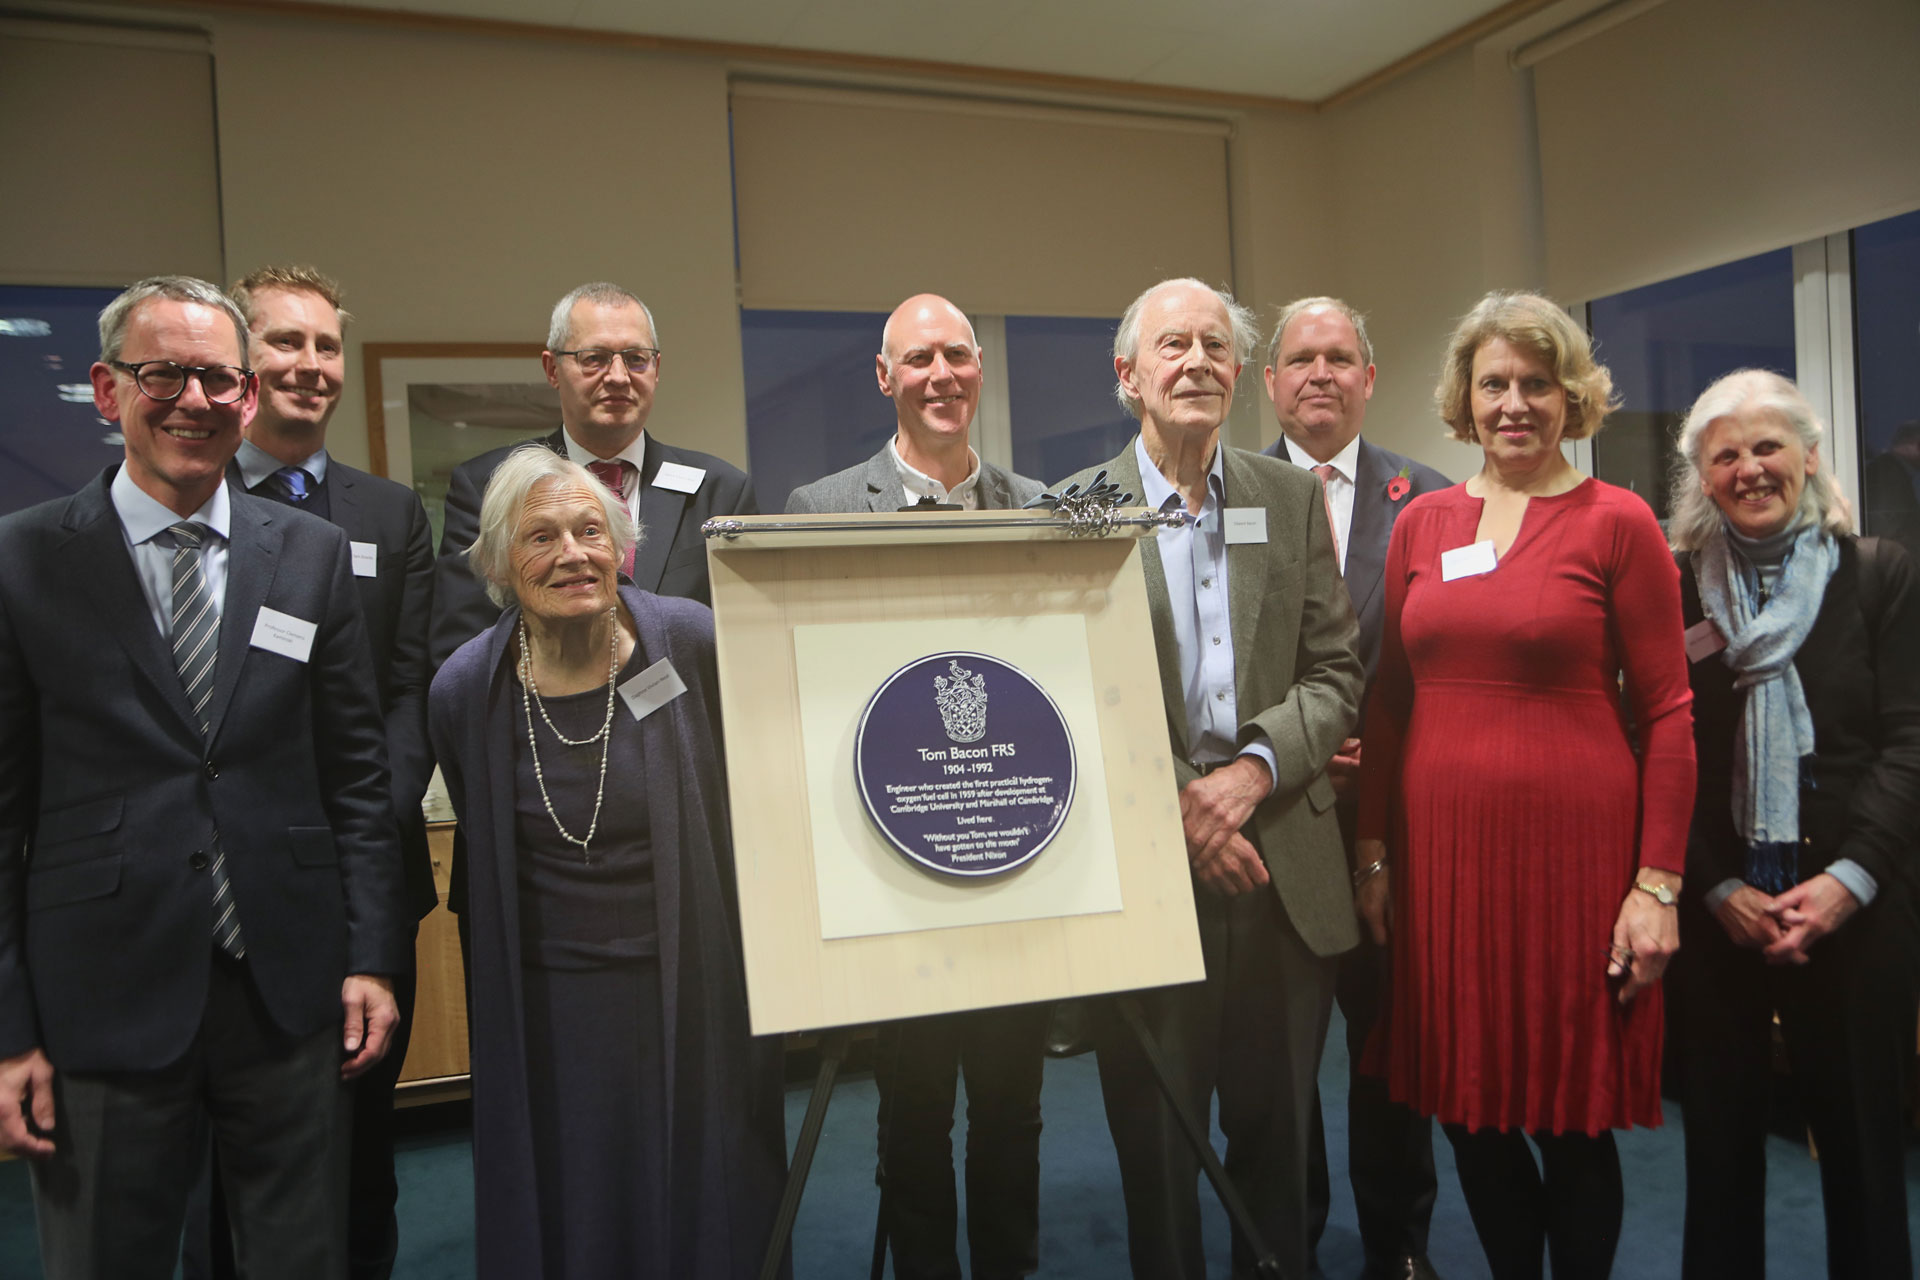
[1386,466,1412,502]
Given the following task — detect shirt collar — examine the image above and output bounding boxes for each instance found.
[234,437,329,490]
[1279,431,1362,482]
[110,464,231,545]
[1135,434,1226,519]
[562,427,648,474]
[889,437,981,505]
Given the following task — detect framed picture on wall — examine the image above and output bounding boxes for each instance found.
[362,342,554,550]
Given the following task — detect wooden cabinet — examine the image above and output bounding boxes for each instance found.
[396,822,470,1105]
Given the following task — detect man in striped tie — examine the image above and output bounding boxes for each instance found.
[0,276,411,1279]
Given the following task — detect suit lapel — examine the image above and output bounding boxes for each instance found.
[631,436,685,594]
[1222,448,1267,692]
[864,447,896,512]
[1107,447,1189,758]
[60,477,202,731]
[207,495,280,743]
[1344,440,1392,622]
[329,464,368,540]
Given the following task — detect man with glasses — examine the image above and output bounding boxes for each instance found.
[428,281,758,666]
[0,276,410,1278]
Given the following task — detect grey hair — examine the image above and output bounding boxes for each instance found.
[468,446,641,606]
[99,276,249,364]
[1666,368,1853,551]
[546,282,658,352]
[1112,278,1258,416]
[1265,296,1374,371]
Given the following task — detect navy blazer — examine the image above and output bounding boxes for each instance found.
[233,457,438,920]
[429,428,758,669]
[1262,435,1450,683]
[0,469,411,1072]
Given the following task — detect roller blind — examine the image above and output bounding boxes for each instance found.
[0,22,223,286]
[1532,0,1920,302]
[731,82,1233,316]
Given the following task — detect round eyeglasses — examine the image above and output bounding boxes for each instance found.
[110,360,255,405]
[552,347,661,377]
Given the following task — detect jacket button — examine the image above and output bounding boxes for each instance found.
[204,762,218,780]
[190,852,210,871]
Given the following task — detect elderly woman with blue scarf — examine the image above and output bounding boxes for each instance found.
[1667,368,1920,1280]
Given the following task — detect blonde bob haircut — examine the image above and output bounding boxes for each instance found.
[467,447,640,607]
[1434,291,1619,444]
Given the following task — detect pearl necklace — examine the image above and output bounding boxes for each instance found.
[518,609,619,859]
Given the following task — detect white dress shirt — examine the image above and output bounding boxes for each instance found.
[1279,433,1361,575]
[1134,436,1277,790]
[562,428,648,526]
[111,466,231,638]
[890,438,982,510]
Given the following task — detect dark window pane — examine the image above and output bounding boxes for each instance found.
[0,284,126,516]
[1852,207,1920,555]
[1588,250,1795,520]
[741,309,893,513]
[1005,316,1134,488]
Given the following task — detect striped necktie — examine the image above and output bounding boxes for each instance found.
[167,522,245,960]
[1311,463,1344,574]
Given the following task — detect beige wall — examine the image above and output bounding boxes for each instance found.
[210,14,744,475]
[9,0,1916,485]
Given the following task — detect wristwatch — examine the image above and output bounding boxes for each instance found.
[1634,879,1677,906]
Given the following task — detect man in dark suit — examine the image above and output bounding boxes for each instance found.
[428,281,758,668]
[1260,296,1450,1280]
[0,275,410,1279]
[787,294,1048,1280]
[1058,279,1364,1280]
[194,266,432,1280]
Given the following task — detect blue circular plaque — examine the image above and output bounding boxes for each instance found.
[854,652,1076,879]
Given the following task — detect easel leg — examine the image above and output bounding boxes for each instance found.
[1114,994,1284,1279]
[759,1027,854,1280]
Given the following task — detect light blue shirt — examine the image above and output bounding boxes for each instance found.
[233,437,328,491]
[1134,435,1277,791]
[110,466,230,639]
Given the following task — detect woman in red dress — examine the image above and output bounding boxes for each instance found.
[1354,292,1695,1279]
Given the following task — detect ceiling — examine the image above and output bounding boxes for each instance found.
[283,0,1540,105]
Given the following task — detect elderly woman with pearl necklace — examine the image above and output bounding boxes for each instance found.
[428,447,786,1280]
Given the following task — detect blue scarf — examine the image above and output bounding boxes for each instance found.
[1692,519,1837,891]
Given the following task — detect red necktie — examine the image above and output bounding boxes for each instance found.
[1311,463,1343,574]
[586,459,637,580]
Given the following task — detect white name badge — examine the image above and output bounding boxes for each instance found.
[350,541,378,578]
[651,462,705,495]
[250,606,317,663]
[1223,507,1268,545]
[1441,539,1498,582]
[1684,619,1727,663]
[618,657,688,722]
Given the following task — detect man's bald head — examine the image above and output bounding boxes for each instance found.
[880,294,978,373]
[876,293,982,451]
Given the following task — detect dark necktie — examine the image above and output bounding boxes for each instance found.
[586,459,638,579]
[274,466,314,503]
[167,522,245,961]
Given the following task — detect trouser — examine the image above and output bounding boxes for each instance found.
[1093,884,1338,1280]
[873,1001,1051,1280]
[33,953,351,1280]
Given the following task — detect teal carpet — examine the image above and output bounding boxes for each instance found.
[3,1009,1917,1277]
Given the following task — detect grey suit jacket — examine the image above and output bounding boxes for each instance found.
[785,443,1044,514]
[1262,436,1450,682]
[1058,442,1365,957]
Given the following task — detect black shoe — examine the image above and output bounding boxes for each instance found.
[1364,1256,1443,1280]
